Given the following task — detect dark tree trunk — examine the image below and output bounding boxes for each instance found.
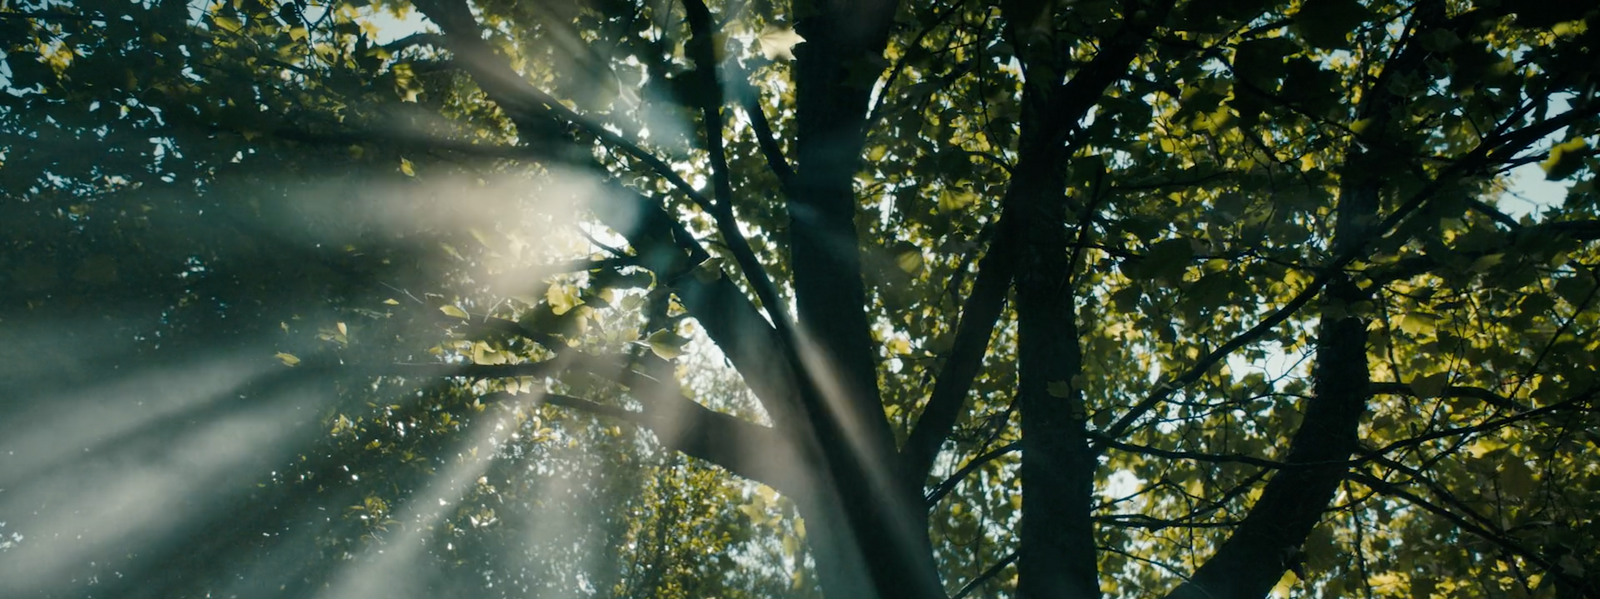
[787,3,945,599]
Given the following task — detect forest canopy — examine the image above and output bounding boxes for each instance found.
[1,0,1598,598]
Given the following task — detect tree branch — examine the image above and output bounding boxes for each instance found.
[1105,124,1506,441]
[1348,472,1593,597]
[0,10,102,21]
[1369,381,1524,411]
[405,0,811,433]
[925,440,1020,507]
[903,232,1017,484]
[951,550,1019,599]
[735,71,795,189]
[682,0,795,335]
[1362,388,1596,459]
[492,390,805,494]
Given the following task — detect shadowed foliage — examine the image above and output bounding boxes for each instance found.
[3,0,1600,598]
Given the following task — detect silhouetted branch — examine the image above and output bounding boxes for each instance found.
[1105,119,1508,442]
[1369,381,1523,410]
[904,234,1017,483]
[1348,472,1594,597]
[737,76,795,188]
[381,32,448,53]
[0,10,101,21]
[682,0,795,334]
[1363,388,1596,459]
[925,440,1020,507]
[951,551,1018,599]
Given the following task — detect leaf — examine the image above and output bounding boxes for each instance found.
[1092,409,1113,429]
[1559,555,1586,577]
[691,257,725,283]
[938,188,978,213]
[274,352,301,367]
[1468,253,1504,273]
[1048,380,1074,398]
[1292,0,1369,49]
[476,342,509,365]
[782,534,800,558]
[886,337,912,355]
[1232,38,1295,88]
[895,250,924,273]
[1398,313,1438,336]
[1136,238,1196,282]
[1541,138,1588,180]
[399,157,416,177]
[1408,372,1448,399]
[439,305,470,320]
[756,26,805,61]
[546,283,582,316]
[213,15,243,32]
[736,502,766,523]
[1496,457,1537,500]
[647,329,689,360]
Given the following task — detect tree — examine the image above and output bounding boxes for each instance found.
[3,0,1600,598]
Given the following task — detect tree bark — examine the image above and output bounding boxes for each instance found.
[784,3,947,599]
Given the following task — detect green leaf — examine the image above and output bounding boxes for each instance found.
[472,342,507,365]
[647,329,690,360]
[1135,238,1196,283]
[690,257,725,283]
[1542,138,1588,180]
[1092,409,1113,429]
[1232,38,1295,89]
[213,15,243,32]
[1398,313,1438,336]
[1468,253,1505,273]
[546,283,583,316]
[1048,380,1074,398]
[1496,458,1537,500]
[1292,0,1369,49]
[274,352,301,367]
[895,250,924,273]
[1409,372,1448,399]
[440,305,470,320]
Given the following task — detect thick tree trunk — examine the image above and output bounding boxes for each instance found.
[1008,110,1100,599]
[1013,181,1101,599]
[785,3,946,599]
[995,3,1175,596]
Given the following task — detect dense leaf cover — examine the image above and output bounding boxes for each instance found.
[2,0,1598,598]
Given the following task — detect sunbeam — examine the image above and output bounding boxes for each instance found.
[316,391,538,599]
[0,357,328,596]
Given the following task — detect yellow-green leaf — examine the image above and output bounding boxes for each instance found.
[1542,138,1588,180]
[896,250,924,273]
[546,283,583,315]
[647,329,689,360]
[1398,313,1438,336]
